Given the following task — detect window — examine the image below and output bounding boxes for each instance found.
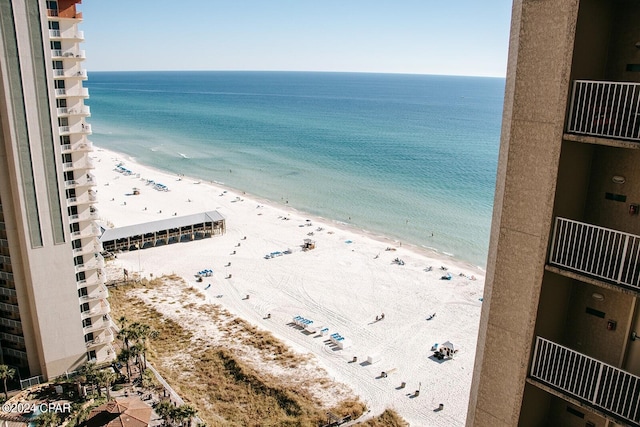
[70,223,80,234]
[76,271,85,282]
[80,302,89,313]
[62,153,72,164]
[50,41,61,50]
[56,98,67,108]
[46,1,58,10]
[60,135,70,145]
[52,60,63,70]
[58,117,68,127]
[84,332,94,342]
[74,255,84,267]
[72,239,82,250]
[82,318,92,328]
[54,80,65,89]
[87,350,96,361]
[48,21,59,30]
[63,171,74,182]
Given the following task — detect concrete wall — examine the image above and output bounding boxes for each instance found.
[584,146,640,235]
[466,1,580,425]
[563,283,633,365]
[606,1,640,83]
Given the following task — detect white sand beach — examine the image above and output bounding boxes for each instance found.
[92,146,485,426]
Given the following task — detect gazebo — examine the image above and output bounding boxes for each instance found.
[83,397,152,427]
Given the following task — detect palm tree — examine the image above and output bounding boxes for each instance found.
[0,365,16,400]
[154,400,174,426]
[94,369,117,400]
[129,343,144,379]
[117,322,133,351]
[117,348,133,381]
[78,361,99,395]
[130,322,158,370]
[175,404,197,427]
[140,369,158,389]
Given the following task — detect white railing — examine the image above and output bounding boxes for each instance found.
[62,50,85,59]
[55,88,66,96]
[51,49,63,57]
[64,88,89,97]
[73,240,101,256]
[52,68,88,79]
[567,80,640,142]
[49,29,61,37]
[531,337,640,424]
[0,317,21,329]
[0,287,16,297]
[549,217,640,290]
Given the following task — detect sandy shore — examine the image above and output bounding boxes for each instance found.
[92,146,485,426]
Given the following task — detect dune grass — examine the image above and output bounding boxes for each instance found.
[108,277,366,426]
[356,409,409,426]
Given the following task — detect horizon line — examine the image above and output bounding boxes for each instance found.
[86,69,507,79]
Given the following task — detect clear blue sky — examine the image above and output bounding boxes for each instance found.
[80,1,512,77]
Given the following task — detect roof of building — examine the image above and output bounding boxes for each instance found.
[100,211,225,242]
[84,397,152,427]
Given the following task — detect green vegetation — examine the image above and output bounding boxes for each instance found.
[109,277,367,426]
[356,409,409,426]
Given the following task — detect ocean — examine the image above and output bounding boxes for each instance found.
[85,71,503,268]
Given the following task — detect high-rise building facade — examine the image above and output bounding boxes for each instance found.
[467,1,640,426]
[0,0,113,381]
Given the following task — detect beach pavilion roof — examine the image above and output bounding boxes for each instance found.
[84,396,152,427]
[100,211,225,243]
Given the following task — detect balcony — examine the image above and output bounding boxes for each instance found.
[66,174,96,189]
[51,49,85,60]
[567,80,640,142]
[62,156,95,172]
[73,238,101,256]
[0,332,24,345]
[80,301,110,320]
[83,318,110,334]
[49,29,84,40]
[61,140,93,154]
[0,317,21,329]
[549,217,640,291]
[71,225,101,239]
[531,337,640,425]
[77,272,103,288]
[0,302,19,313]
[76,257,106,275]
[3,348,27,360]
[69,210,99,226]
[57,105,90,117]
[58,123,92,136]
[55,87,88,98]
[0,287,17,297]
[67,193,97,208]
[79,287,108,302]
[53,69,88,80]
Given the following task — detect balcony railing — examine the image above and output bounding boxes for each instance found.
[52,69,88,80]
[567,80,640,142]
[62,157,95,172]
[50,29,84,40]
[60,123,91,135]
[531,337,640,425]
[549,217,640,291]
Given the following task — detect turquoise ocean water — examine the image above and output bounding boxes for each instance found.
[85,71,503,268]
